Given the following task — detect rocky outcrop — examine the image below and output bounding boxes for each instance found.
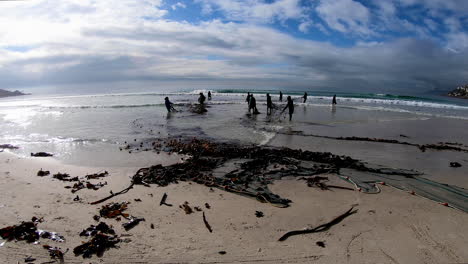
[447,85,468,99]
[0,89,27,98]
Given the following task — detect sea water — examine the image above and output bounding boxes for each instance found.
[1,88,467,167]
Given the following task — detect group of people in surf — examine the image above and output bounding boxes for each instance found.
[246,91,337,121]
[164,91,212,112]
[164,90,337,121]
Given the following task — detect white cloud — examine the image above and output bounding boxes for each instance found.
[397,0,468,13]
[195,0,304,23]
[446,32,468,52]
[316,0,373,36]
[171,2,187,10]
[298,20,312,33]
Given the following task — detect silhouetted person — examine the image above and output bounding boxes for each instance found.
[198,92,206,105]
[165,97,175,112]
[249,95,260,114]
[246,92,251,110]
[282,96,294,121]
[303,92,308,103]
[279,91,283,102]
[208,91,212,100]
[266,93,273,115]
[332,94,337,105]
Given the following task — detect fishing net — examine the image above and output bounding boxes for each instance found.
[129,138,467,211]
[339,168,468,211]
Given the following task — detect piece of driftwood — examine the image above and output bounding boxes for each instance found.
[202,212,213,233]
[159,192,172,206]
[278,207,357,241]
[89,183,134,205]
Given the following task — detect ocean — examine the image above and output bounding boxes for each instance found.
[1,88,467,167]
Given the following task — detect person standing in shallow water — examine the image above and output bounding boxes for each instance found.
[302,92,308,103]
[208,91,212,100]
[165,97,175,112]
[266,93,273,115]
[282,96,294,121]
[332,94,337,105]
[198,92,206,105]
[246,92,251,111]
[279,91,283,102]
[249,95,260,114]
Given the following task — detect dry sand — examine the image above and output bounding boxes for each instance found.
[1,151,467,264]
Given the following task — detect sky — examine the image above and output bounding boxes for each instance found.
[0,0,467,94]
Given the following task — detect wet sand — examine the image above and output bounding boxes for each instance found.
[1,146,468,263]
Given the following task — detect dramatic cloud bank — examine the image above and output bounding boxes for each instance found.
[0,0,467,93]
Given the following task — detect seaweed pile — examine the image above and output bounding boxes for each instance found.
[129,138,422,207]
[74,232,120,258]
[37,170,108,193]
[73,221,120,258]
[43,245,66,263]
[0,217,65,244]
[99,202,129,219]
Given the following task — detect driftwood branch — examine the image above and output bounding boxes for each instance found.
[202,212,213,233]
[278,207,357,241]
[159,192,172,206]
[89,183,134,205]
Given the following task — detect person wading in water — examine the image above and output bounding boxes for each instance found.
[266,93,273,115]
[281,96,294,121]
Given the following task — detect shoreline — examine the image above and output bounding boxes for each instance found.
[1,140,468,263]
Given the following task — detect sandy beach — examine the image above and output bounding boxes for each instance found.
[3,0,468,262]
[1,141,467,264]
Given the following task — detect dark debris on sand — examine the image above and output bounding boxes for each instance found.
[53,172,79,182]
[74,221,121,258]
[99,202,130,219]
[85,171,109,180]
[79,222,116,237]
[31,152,54,157]
[0,217,64,244]
[73,233,120,258]
[450,162,462,167]
[122,217,145,231]
[43,245,67,264]
[37,169,50,177]
[67,181,107,193]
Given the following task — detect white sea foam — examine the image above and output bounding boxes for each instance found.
[257,130,276,145]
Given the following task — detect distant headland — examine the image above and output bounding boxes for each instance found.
[0,89,28,98]
[447,85,468,99]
